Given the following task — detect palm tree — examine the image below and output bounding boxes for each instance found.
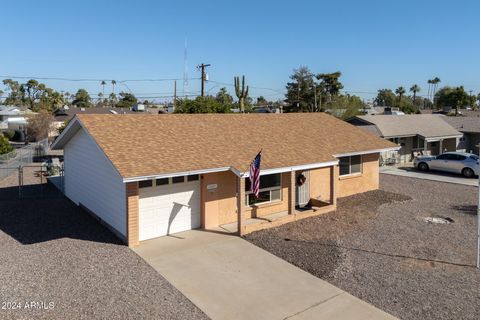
[111,80,117,95]
[427,79,433,102]
[101,80,106,97]
[410,84,421,105]
[395,86,406,105]
[431,77,441,108]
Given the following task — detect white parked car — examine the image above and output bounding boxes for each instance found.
[413,152,480,178]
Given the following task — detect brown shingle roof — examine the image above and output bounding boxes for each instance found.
[74,113,397,179]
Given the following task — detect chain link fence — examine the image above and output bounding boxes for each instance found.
[0,139,49,180]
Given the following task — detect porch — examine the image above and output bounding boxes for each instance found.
[381,135,459,165]
[203,165,337,236]
[217,200,335,234]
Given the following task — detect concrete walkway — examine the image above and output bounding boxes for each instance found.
[133,230,397,320]
[380,166,478,186]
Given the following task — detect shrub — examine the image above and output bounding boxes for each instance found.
[0,136,13,155]
[2,130,15,140]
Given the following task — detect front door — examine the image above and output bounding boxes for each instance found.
[295,170,310,208]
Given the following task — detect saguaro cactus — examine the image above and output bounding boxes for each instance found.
[234,75,249,113]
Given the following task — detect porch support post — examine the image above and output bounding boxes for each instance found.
[288,171,296,215]
[330,166,337,206]
[439,139,443,154]
[237,176,246,236]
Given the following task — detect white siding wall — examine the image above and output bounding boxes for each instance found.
[64,128,126,236]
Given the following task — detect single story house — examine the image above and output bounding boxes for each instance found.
[52,106,138,138]
[347,114,463,164]
[52,113,398,246]
[0,105,30,131]
[442,116,480,154]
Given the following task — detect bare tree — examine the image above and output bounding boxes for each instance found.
[27,110,54,142]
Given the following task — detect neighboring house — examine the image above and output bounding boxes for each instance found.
[52,106,137,137]
[442,117,480,154]
[52,113,397,246]
[347,114,463,163]
[0,105,29,131]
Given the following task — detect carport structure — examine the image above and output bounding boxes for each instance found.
[52,113,397,246]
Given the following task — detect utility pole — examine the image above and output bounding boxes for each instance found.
[173,80,177,108]
[197,63,211,97]
[477,171,480,268]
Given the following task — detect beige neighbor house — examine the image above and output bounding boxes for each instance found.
[52,113,398,246]
[347,114,462,164]
[442,116,480,155]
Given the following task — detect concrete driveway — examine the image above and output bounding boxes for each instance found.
[380,166,478,186]
[133,230,396,320]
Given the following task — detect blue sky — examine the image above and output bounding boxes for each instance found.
[1,0,479,102]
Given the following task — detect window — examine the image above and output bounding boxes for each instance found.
[139,180,153,188]
[187,174,199,181]
[172,176,185,184]
[156,178,169,186]
[339,155,362,176]
[245,173,282,206]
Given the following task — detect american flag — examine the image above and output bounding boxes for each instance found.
[249,151,262,198]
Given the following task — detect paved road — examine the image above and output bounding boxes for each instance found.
[134,230,397,320]
[380,166,478,186]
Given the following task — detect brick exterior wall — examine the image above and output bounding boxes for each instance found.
[126,182,139,246]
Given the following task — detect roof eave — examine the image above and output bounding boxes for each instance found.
[50,116,82,150]
[333,146,400,158]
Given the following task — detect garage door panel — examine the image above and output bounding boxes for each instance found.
[139,181,200,241]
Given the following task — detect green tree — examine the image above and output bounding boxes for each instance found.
[2,79,23,106]
[316,71,344,100]
[38,88,65,111]
[409,84,421,104]
[109,92,117,107]
[116,92,138,109]
[215,87,233,104]
[395,86,406,105]
[256,96,269,106]
[327,94,365,119]
[436,86,474,114]
[374,89,396,106]
[174,96,232,113]
[0,135,13,155]
[72,89,92,108]
[20,79,47,111]
[285,66,317,112]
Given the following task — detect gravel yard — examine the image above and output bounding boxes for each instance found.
[246,174,480,320]
[0,166,208,320]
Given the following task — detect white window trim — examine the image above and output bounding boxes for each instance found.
[339,155,363,177]
[245,174,282,207]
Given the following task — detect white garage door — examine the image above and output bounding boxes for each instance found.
[138,176,201,241]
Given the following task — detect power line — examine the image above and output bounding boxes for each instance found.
[0,75,201,82]
[208,80,286,94]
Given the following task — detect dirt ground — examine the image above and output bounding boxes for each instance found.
[246,174,480,320]
[0,166,208,320]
